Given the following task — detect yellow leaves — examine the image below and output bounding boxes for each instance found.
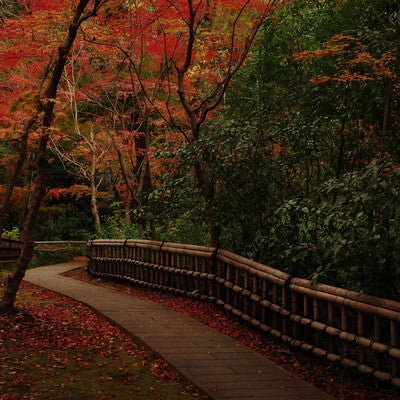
[309,75,332,85]
[371,51,397,80]
[293,48,335,62]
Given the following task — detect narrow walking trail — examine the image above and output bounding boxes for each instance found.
[24,262,335,400]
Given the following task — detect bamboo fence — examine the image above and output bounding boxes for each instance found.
[0,238,23,262]
[87,239,400,388]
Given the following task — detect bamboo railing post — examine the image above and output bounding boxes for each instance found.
[243,270,249,315]
[252,275,258,319]
[234,266,239,309]
[341,305,349,357]
[303,295,311,342]
[357,312,366,365]
[226,263,232,307]
[282,285,288,335]
[373,316,381,369]
[327,302,334,353]
[215,258,223,300]
[272,284,278,329]
[261,280,267,325]
[313,298,320,346]
[391,321,399,378]
[291,291,299,340]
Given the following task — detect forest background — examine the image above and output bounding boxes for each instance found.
[0,0,399,300]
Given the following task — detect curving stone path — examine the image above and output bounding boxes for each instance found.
[24,262,335,400]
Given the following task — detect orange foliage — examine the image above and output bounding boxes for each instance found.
[46,184,110,201]
[294,35,398,86]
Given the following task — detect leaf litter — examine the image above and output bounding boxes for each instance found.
[65,264,400,400]
[0,280,209,400]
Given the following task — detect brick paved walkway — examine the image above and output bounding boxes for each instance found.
[24,262,335,400]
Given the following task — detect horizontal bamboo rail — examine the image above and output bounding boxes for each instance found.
[87,239,400,389]
[35,240,87,247]
[0,239,86,263]
[0,238,23,262]
[34,241,87,252]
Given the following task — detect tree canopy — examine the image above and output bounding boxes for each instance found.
[0,0,399,302]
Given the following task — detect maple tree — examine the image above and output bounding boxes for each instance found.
[0,0,108,312]
[48,0,283,243]
[0,0,282,309]
[50,5,159,236]
[136,0,281,245]
[154,0,280,246]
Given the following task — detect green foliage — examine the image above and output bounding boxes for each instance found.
[36,202,93,241]
[256,159,400,299]
[217,0,400,299]
[155,214,210,245]
[28,249,76,268]
[100,202,139,239]
[147,165,210,244]
[0,0,21,20]
[200,120,281,253]
[1,226,19,239]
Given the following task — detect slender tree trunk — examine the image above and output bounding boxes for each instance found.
[382,79,392,147]
[332,116,346,206]
[134,126,153,237]
[0,0,106,313]
[193,160,220,247]
[90,167,102,236]
[88,129,102,236]
[0,133,50,310]
[109,124,153,238]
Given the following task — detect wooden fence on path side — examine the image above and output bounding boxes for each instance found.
[0,239,88,264]
[0,238,23,264]
[86,239,399,389]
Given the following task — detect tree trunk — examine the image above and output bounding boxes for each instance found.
[0,0,106,313]
[0,134,50,310]
[382,79,392,148]
[193,161,220,247]
[90,174,102,237]
[89,129,102,236]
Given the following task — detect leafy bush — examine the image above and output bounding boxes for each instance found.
[100,202,139,239]
[1,227,20,239]
[28,250,72,268]
[256,159,400,299]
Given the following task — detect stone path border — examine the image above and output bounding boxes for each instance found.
[24,262,335,400]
